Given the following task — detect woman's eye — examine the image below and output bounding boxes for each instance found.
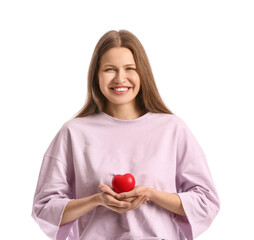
[105,68,114,71]
[126,68,136,71]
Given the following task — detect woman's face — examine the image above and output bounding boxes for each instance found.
[98,47,141,110]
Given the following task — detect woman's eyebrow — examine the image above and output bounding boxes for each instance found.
[103,64,136,68]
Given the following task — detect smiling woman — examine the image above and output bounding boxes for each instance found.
[31,29,220,240]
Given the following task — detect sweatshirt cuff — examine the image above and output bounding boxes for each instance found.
[174,192,194,240]
[32,198,74,240]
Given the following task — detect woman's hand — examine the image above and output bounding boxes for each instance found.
[99,184,153,201]
[98,184,149,214]
[116,185,154,201]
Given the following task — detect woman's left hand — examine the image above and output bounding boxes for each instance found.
[99,184,153,202]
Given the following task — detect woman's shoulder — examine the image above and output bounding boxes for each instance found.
[58,114,99,132]
[149,112,186,126]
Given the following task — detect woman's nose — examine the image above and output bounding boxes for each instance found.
[114,69,126,83]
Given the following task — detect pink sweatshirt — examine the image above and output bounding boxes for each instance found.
[31,111,220,240]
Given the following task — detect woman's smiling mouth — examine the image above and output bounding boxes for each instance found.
[110,87,131,94]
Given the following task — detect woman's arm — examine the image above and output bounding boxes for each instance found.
[60,194,100,226]
[99,184,186,217]
[148,188,186,217]
[60,191,148,226]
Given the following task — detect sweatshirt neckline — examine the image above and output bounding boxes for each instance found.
[98,111,152,125]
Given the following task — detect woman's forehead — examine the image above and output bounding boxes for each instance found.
[100,47,136,66]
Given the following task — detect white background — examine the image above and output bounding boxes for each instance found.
[1,0,253,239]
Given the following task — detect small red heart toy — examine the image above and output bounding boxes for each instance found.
[112,173,135,193]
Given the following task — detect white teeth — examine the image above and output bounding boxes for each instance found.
[113,88,129,91]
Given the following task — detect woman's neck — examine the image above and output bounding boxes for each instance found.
[103,104,146,120]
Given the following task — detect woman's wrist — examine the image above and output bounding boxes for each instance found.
[146,187,156,201]
[94,192,104,206]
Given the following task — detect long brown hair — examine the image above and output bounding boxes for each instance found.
[73,29,173,118]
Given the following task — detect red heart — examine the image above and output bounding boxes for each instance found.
[112,173,135,193]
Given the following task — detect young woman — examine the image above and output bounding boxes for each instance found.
[32,30,220,240]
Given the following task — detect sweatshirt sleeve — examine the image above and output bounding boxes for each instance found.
[174,117,220,240]
[31,123,75,240]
